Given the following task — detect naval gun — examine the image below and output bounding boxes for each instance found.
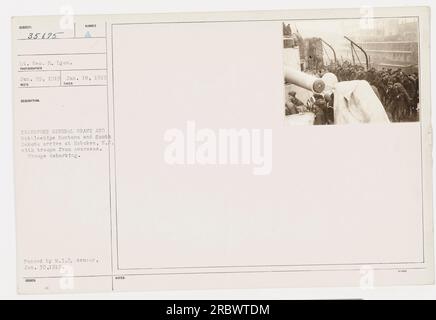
[284,67,325,93]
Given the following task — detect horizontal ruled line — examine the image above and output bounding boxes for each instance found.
[18,68,108,72]
[18,84,107,88]
[17,52,107,56]
[17,37,106,41]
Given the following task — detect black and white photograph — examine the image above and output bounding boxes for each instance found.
[283,17,420,125]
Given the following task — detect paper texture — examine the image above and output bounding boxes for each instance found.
[12,7,433,294]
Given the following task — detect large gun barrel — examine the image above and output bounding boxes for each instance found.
[284,68,325,93]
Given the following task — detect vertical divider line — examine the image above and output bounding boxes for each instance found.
[111,23,121,272]
[105,21,115,291]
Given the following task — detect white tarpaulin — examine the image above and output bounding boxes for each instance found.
[334,80,390,124]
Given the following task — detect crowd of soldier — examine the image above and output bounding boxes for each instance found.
[285,62,419,124]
